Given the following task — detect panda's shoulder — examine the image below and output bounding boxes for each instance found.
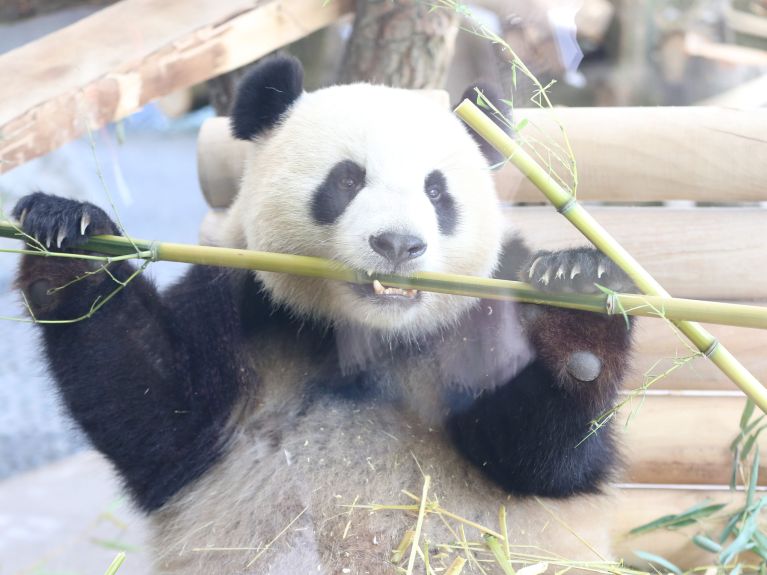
[162,266,291,337]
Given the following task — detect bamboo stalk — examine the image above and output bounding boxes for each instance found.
[1,220,766,329]
[454,99,767,412]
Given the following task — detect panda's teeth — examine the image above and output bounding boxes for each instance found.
[371,280,419,298]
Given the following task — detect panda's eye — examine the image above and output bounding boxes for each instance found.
[424,170,447,202]
[425,186,442,200]
[341,176,358,190]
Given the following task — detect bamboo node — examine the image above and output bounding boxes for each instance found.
[147,241,160,262]
[605,293,618,316]
[556,197,577,215]
[704,339,721,358]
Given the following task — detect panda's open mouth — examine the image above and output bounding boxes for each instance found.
[350,280,421,303]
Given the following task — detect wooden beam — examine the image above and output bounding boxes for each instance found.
[621,394,763,486]
[0,0,353,174]
[511,206,767,300]
[632,320,767,391]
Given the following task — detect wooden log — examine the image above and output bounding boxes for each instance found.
[0,0,353,174]
[510,206,767,300]
[621,393,764,486]
[501,106,767,203]
[632,320,767,391]
[196,106,767,204]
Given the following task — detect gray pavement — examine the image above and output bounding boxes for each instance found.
[0,121,210,481]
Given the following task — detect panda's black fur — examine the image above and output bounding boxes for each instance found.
[14,55,635,573]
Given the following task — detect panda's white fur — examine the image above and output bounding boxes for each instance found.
[222,83,503,337]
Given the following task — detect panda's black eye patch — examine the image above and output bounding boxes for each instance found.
[311,160,366,225]
[425,170,457,235]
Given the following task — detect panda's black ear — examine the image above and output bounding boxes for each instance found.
[457,82,512,166]
[231,54,304,141]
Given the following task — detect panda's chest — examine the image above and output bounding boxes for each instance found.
[239,325,445,426]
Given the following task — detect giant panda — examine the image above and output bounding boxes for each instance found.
[13,54,635,574]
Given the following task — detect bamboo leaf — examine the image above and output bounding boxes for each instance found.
[741,400,756,431]
[633,550,682,575]
[629,501,726,535]
[730,414,765,452]
[719,509,745,544]
[746,450,761,509]
[720,502,762,564]
[91,539,140,553]
[692,534,722,553]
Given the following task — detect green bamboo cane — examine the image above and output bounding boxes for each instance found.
[1,220,766,329]
[454,99,767,412]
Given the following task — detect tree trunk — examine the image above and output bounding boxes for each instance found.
[339,0,459,88]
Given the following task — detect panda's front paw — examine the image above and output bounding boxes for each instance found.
[523,247,635,295]
[12,192,119,251]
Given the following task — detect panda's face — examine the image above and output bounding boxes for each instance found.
[228,84,504,336]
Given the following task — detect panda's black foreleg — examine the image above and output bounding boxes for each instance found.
[13,193,246,512]
[448,247,635,497]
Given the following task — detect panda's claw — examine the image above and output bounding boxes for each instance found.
[528,256,542,279]
[80,212,91,236]
[570,263,581,280]
[11,192,119,252]
[522,248,635,295]
[56,227,67,249]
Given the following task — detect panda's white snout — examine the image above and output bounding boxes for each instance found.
[368,232,427,267]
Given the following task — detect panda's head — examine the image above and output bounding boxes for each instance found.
[225,55,505,337]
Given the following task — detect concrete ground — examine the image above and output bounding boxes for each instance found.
[0,451,151,575]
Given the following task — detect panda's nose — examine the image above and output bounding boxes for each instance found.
[369,232,427,266]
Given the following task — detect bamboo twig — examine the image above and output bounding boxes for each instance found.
[453,99,767,412]
[1,220,766,329]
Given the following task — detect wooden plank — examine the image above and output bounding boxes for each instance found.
[0,0,353,173]
[631,320,767,391]
[620,394,764,485]
[511,206,767,300]
[612,487,748,568]
[496,106,767,203]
